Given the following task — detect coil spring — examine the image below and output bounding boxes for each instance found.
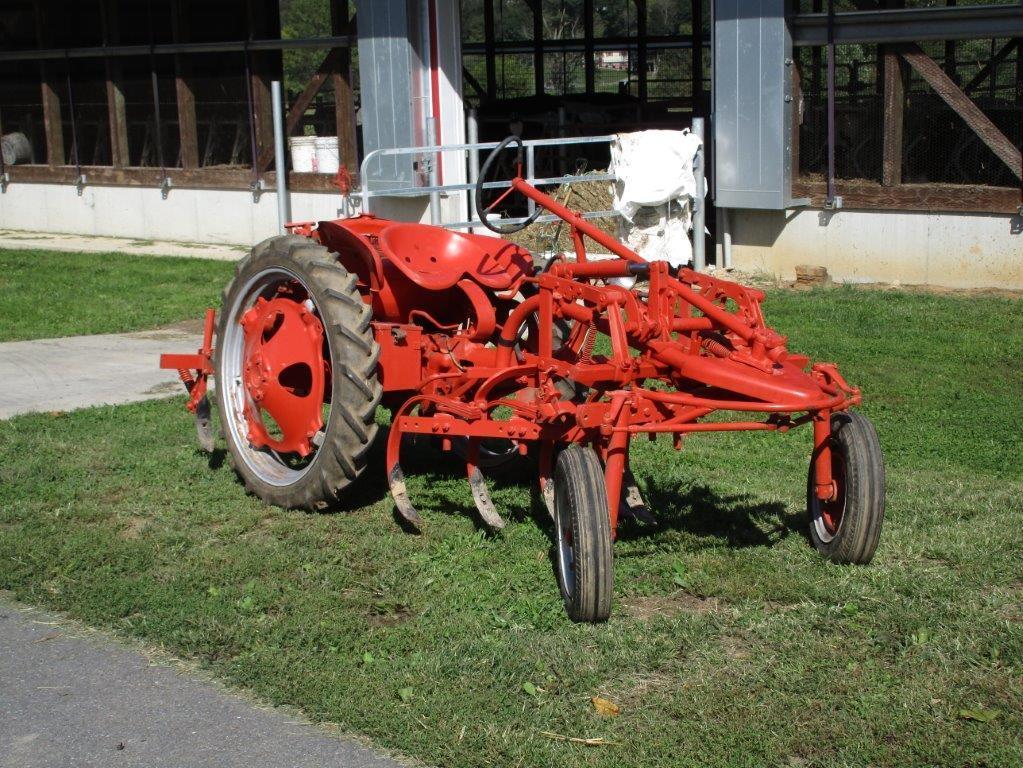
[177,368,195,388]
[579,325,596,364]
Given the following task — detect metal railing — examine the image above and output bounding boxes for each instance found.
[356,127,707,269]
[357,134,618,230]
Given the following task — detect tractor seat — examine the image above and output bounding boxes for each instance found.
[377,223,533,292]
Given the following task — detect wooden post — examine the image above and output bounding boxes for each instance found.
[484,0,496,99]
[635,0,647,103]
[99,0,130,167]
[692,0,704,112]
[172,0,199,169]
[246,0,276,168]
[34,0,65,167]
[583,0,594,94]
[881,46,905,187]
[330,2,358,169]
[899,43,1022,182]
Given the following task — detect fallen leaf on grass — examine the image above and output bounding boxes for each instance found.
[959,708,999,723]
[398,687,413,703]
[591,696,621,717]
[362,651,375,665]
[540,730,616,747]
[522,681,538,696]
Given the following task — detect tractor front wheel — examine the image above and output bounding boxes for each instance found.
[215,235,381,510]
[553,446,613,623]
[807,411,885,564]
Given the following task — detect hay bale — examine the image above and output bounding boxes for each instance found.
[505,171,618,255]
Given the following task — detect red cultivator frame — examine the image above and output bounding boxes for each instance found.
[162,136,885,622]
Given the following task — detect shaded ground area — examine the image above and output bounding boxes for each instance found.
[0,596,406,768]
[1,287,1022,767]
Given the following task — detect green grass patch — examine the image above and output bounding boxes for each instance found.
[2,288,1022,767]
[0,249,233,341]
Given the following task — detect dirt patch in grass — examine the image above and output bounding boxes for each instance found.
[366,604,414,627]
[620,592,719,621]
[119,516,148,540]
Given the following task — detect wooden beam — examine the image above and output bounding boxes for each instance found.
[881,46,905,186]
[34,1,64,167]
[792,179,1021,214]
[99,0,130,167]
[898,42,1021,181]
[330,2,358,171]
[245,0,276,169]
[692,0,704,111]
[635,0,647,103]
[256,48,341,171]
[171,0,199,169]
[484,0,496,99]
[6,164,343,193]
[583,0,594,94]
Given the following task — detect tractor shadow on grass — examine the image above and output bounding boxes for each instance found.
[618,475,806,550]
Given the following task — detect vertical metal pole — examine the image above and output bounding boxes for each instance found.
[720,207,732,270]
[427,115,441,225]
[467,108,480,224]
[825,0,838,207]
[271,80,290,232]
[692,117,706,272]
[526,143,536,219]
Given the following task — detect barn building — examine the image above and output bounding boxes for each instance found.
[0,1,1020,288]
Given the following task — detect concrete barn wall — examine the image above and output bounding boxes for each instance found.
[0,183,462,246]
[727,208,1023,290]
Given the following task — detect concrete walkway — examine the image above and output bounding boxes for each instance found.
[0,326,202,419]
[0,597,405,768]
[0,229,247,261]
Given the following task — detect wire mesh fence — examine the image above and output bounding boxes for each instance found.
[797,38,1021,188]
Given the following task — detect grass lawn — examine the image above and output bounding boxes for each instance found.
[2,287,1022,767]
[0,248,234,342]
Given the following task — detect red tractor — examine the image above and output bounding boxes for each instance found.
[162,137,885,623]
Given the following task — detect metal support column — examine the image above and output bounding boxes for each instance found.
[271,80,290,232]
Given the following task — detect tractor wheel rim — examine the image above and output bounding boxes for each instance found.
[812,442,847,543]
[554,486,575,598]
[221,267,331,487]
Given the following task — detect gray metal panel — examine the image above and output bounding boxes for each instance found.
[713,0,794,210]
[356,0,417,190]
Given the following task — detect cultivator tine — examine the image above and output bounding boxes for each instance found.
[194,394,215,453]
[620,468,655,526]
[388,462,424,531]
[467,439,505,532]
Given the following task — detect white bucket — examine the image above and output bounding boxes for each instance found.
[289,136,317,173]
[314,136,340,174]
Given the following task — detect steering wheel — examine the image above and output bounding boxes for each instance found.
[474,135,543,235]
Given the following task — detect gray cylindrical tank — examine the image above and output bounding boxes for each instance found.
[1,132,32,166]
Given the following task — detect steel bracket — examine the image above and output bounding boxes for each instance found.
[160,176,173,199]
[75,174,87,196]
[0,172,9,193]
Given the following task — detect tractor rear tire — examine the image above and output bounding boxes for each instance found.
[807,411,885,564]
[215,235,381,510]
[553,445,613,623]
